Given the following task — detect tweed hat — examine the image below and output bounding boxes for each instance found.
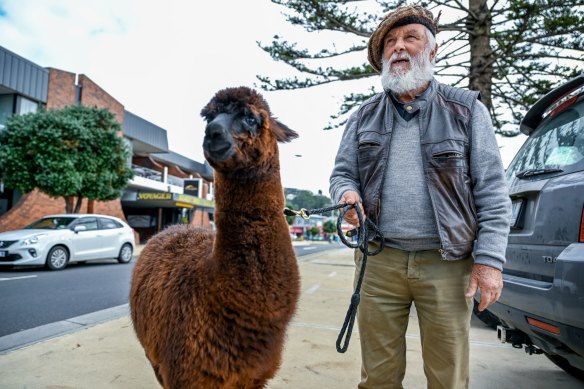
[367,5,439,73]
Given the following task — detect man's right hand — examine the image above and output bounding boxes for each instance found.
[339,191,365,227]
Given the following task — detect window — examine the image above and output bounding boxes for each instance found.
[16,96,38,115]
[0,94,15,130]
[99,217,122,229]
[75,217,98,231]
[127,215,156,228]
[25,217,76,230]
[506,100,584,180]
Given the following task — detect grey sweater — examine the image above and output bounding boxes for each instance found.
[329,90,511,270]
[381,107,440,251]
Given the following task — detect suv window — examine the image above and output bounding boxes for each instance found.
[506,99,584,180]
[99,217,122,229]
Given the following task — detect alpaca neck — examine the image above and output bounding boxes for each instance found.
[214,164,284,217]
[212,161,288,252]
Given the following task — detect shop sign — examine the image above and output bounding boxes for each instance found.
[184,179,202,197]
[137,192,172,200]
[175,193,214,208]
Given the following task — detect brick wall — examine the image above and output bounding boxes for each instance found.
[78,74,124,124]
[46,68,76,109]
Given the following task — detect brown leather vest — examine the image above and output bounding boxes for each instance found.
[355,81,480,260]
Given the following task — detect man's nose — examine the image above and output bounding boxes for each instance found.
[393,38,406,53]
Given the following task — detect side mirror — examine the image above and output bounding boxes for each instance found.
[73,225,87,233]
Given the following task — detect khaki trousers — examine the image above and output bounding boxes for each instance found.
[354,246,473,389]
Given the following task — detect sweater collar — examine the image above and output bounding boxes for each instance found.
[386,78,437,115]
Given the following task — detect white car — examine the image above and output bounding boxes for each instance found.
[0,214,135,270]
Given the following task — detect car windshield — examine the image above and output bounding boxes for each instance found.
[24,217,77,230]
[506,99,584,181]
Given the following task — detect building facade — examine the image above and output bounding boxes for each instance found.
[0,45,214,241]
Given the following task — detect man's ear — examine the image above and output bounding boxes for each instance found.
[430,43,439,63]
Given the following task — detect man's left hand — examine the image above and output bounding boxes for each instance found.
[465,264,503,311]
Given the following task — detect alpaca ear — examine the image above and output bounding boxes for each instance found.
[271,118,298,143]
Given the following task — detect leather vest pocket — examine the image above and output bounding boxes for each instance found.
[357,130,389,223]
[426,140,476,245]
[429,140,468,169]
[357,131,385,149]
[357,131,385,163]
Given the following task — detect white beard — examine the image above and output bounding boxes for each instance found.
[380,46,435,95]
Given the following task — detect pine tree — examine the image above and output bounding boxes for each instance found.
[258,0,584,134]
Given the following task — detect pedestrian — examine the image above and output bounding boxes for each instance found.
[329,5,512,389]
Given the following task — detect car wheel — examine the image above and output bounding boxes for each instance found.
[117,243,133,264]
[545,353,584,380]
[46,245,69,271]
[472,299,501,329]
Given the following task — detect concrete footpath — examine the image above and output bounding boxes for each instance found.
[0,247,582,388]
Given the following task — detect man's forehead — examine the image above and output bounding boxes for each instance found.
[385,24,427,39]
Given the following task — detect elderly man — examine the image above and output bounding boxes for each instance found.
[329,5,511,389]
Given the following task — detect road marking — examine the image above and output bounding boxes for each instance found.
[302,247,317,251]
[305,283,321,294]
[0,275,37,282]
[328,271,337,278]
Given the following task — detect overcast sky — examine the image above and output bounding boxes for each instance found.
[0,0,526,195]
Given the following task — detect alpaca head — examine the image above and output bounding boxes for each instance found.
[201,87,297,176]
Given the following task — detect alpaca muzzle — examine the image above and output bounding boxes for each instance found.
[204,115,234,161]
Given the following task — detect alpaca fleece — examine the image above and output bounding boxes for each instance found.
[130,87,300,389]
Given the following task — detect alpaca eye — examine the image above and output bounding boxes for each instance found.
[243,116,257,127]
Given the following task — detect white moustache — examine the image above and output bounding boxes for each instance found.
[390,52,411,64]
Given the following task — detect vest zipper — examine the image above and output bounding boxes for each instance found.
[418,114,447,260]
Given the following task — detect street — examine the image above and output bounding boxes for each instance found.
[0,242,342,337]
[0,261,134,337]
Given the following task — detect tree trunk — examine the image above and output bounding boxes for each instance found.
[64,196,72,214]
[73,194,83,213]
[87,199,94,214]
[468,0,493,112]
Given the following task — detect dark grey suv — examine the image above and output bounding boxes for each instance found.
[487,75,584,379]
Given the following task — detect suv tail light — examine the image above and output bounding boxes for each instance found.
[527,317,560,335]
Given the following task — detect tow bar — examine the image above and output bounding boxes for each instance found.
[497,325,543,355]
[497,325,527,348]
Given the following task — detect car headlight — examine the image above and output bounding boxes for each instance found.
[21,234,47,246]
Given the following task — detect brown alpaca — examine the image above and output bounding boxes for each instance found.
[129,87,300,389]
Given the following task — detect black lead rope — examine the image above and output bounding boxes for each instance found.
[283,203,384,353]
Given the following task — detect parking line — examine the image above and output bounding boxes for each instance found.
[0,275,38,282]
